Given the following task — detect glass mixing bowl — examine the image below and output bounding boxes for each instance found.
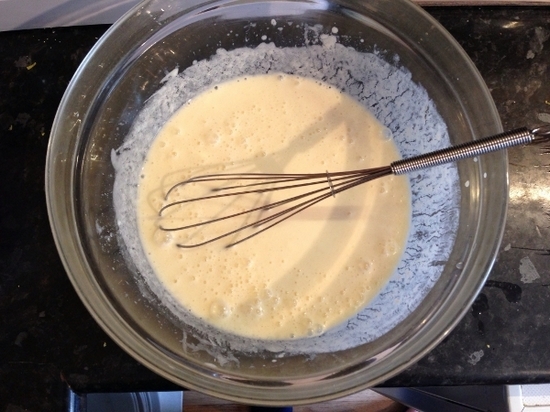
[46,0,505,405]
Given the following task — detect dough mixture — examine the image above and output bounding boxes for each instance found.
[137,73,411,340]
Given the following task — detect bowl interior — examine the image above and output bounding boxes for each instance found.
[47,0,505,404]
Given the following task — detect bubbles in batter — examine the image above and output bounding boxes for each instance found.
[137,73,411,340]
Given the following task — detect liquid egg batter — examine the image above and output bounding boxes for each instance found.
[137,73,411,340]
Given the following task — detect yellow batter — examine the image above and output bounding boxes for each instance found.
[137,73,411,340]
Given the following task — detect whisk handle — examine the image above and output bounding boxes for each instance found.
[390,126,550,175]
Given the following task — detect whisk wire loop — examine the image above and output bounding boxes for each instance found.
[159,166,392,248]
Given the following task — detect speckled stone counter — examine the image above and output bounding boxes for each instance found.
[1,6,549,411]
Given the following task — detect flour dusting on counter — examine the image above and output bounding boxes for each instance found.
[520,256,540,283]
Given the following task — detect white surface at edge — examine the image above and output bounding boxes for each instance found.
[0,0,139,32]
[508,385,550,412]
[2,0,550,32]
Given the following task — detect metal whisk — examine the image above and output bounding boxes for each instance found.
[158,126,550,248]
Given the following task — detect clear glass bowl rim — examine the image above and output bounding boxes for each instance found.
[45,0,506,405]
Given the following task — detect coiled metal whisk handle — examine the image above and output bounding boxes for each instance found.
[391,126,550,175]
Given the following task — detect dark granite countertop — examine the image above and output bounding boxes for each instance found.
[1,6,549,411]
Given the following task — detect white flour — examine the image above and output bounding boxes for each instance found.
[112,34,458,359]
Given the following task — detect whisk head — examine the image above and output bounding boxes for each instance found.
[157,166,393,248]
